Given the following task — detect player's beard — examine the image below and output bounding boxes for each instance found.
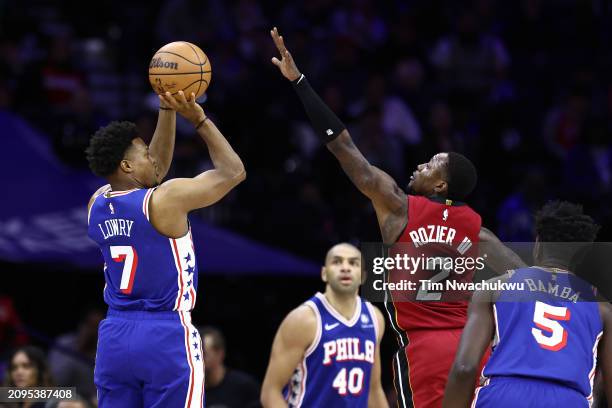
[329,279,359,296]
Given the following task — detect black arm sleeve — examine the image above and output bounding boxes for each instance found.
[292,74,346,144]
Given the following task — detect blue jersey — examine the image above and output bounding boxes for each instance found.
[285,293,378,408]
[87,188,198,312]
[483,267,603,400]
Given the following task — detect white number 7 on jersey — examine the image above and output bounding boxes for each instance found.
[110,246,138,294]
[531,301,570,351]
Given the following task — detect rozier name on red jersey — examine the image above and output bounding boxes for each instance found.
[390,195,482,331]
[407,224,474,255]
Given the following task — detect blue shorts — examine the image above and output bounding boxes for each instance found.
[94,309,205,408]
[473,376,589,408]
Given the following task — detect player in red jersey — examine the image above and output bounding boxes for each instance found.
[270,27,525,408]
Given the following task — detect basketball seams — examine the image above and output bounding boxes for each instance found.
[182,42,203,99]
[153,50,203,66]
[167,79,203,96]
[149,42,211,99]
[149,70,211,75]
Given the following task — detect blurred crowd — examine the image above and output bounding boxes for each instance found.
[1,1,611,405]
[0,299,261,408]
[1,0,611,258]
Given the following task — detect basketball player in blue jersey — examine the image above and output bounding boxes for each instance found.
[85,90,246,408]
[261,243,389,408]
[443,201,612,408]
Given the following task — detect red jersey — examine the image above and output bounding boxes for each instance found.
[388,195,481,331]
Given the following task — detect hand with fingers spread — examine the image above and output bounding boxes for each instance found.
[270,27,302,82]
[159,90,206,126]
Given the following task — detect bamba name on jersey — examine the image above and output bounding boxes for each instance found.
[98,218,134,240]
[524,278,581,302]
[322,338,374,366]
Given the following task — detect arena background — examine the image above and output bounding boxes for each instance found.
[1,0,611,405]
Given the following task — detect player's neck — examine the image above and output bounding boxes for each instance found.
[538,258,571,271]
[324,289,358,320]
[108,176,142,192]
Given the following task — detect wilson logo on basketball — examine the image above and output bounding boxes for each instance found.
[149,57,178,70]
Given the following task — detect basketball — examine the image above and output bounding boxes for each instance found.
[148,41,212,99]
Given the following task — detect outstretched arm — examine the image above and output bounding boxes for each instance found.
[442,288,494,408]
[327,131,407,216]
[479,227,527,275]
[270,27,407,242]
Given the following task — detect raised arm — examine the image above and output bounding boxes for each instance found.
[442,288,494,408]
[261,305,317,408]
[479,226,527,275]
[148,94,177,179]
[150,91,246,237]
[327,131,407,214]
[270,27,407,242]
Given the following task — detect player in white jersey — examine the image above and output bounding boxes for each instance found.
[261,243,389,408]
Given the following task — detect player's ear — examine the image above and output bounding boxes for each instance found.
[120,159,133,174]
[321,266,327,282]
[433,179,447,195]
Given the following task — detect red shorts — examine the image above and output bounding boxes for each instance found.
[392,329,489,408]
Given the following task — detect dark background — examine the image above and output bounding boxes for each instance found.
[1,0,612,402]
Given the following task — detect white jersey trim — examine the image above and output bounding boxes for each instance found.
[471,385,483,408]
[142,188,155,221]
[587,330,603,404]
[315,292,361,327]
[179,311,204,408]
[87,186,111,225]
[169,228,196,311]
[393,353,409,408]
[383,269,411,408]
[295,359,308,407]
[105,188,139,197]
[492,303,500,348]
[303,300,322,358]
[87,192,102,226]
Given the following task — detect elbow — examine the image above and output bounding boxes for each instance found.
[238,167,247,181]
[450,362,478,380]
[224,164,246,185]
[234,167,246,184]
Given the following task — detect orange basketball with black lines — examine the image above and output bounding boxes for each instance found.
[148,41,212,99]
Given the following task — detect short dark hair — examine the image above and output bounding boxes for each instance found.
[535,200,600,243]
[200,326,225,351]
[85,121,138,177]
[5,346,53,387]
[445,152,477,200]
